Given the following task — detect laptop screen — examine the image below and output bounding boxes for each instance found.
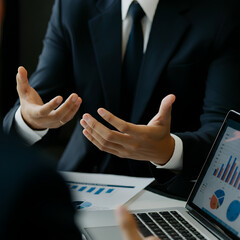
[187,111,240,239]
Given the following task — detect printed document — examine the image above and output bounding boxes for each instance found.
[60,171,154,211]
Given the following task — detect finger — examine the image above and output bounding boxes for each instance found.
[33,96,81,128]
[159,94,176,118]
[81,118,124,153]
[81,113,128,144]
[145,237,159,240]
[16,66,30,98]
[115,206,142,240]
[61,97,82,123]
[50,93,80,120]
[82,128,123,157]
[97,108,138,135]
[151,94,176,125]
[38,96,63,116]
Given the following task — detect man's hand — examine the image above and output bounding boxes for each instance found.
[16,66,82,130]
[116,206,159,240]
[80,94,175,165]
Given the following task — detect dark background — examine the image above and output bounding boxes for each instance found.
[0,0,55,121]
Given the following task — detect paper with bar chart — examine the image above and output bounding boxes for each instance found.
[193,125,240,236]
[60,171,154,211]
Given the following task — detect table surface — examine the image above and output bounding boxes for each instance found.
[126,189,186,210]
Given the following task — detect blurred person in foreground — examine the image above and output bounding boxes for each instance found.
[0,132,81,239]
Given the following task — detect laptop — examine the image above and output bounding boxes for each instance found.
[76,110,240,240]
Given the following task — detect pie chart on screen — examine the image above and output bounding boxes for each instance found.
[210,189,225,209]
[226,200,240,222]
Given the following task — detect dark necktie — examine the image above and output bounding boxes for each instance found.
[122,1,145,121]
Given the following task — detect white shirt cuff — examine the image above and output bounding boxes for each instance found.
[14,106,49,145]
[151,134,183,171]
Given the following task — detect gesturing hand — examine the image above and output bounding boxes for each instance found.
[16,66,82,130]
[80,94,176,165]
[116,206,159,240]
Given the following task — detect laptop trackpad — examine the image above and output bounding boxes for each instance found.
[85,226,122,240]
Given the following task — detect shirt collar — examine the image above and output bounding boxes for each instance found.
[122,0,159,22]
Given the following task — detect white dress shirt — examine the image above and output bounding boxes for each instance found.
[15,0,183,170]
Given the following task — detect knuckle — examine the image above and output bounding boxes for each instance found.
[105,132,113,141]
[86,126,93,134]
[100,138,108,146]
[98,145,106,151]
[118,124,128,132]
[88,135,94,142]
[90,120,96,129]
[105,114,113,122]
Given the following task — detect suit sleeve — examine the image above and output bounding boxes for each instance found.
[3,0,73,134]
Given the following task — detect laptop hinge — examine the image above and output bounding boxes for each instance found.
[187,209,232,240]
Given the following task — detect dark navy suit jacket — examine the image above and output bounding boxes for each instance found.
[3,0,240,197]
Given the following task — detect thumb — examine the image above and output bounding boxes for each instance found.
[115,206,142,240]
[16,66,30,98]
[149,94,176,126]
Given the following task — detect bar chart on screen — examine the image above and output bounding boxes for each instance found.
[211,126,240,190]
[213,155,240,190]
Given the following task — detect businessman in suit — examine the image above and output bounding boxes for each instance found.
[3,0,240,198]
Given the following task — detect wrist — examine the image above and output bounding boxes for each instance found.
[15,107,49,145]
[21,108,46,130]
[153,135,175,165]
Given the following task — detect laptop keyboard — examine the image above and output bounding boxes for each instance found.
[134,211,207,240]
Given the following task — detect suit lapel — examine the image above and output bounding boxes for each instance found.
[89,0,122,115]
[131,0,191,123]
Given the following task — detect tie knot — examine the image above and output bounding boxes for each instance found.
[129,1,145,22]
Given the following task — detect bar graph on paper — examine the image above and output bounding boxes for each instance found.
[66,181,133,210]
[60,171,154,211]
[67,181,134,196]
